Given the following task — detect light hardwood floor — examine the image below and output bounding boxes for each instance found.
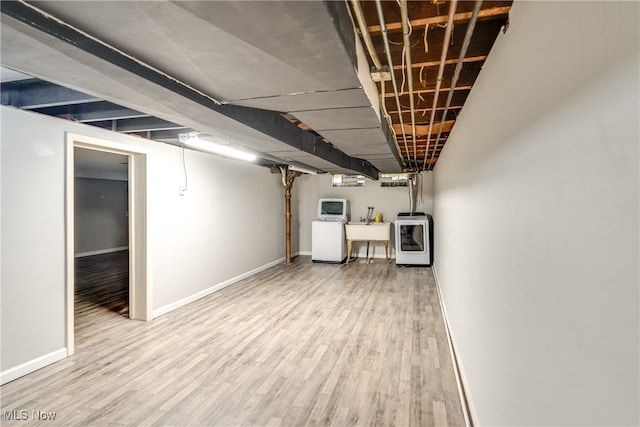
[1,256,464,426]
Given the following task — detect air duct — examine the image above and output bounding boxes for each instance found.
[408,174,417,214]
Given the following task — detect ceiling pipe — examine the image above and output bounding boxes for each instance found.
[350,0,404,167]
[400,0,418,169]
[430,0,483,171]
[350,0,382,70]
[374,0,412,168]
[422,0,458,170]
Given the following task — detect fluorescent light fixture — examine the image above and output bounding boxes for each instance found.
[288,164,318,175]
[178,132,256,162]
[332,174,365,187]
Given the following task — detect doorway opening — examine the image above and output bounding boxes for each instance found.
[65,133,149,356]
[74,148,130,320]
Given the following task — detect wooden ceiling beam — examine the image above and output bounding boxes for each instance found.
[354,1,512,171]
[393,121,455,136]
[393,55,486,71]
[372,20,507,65]
[380,61,483,91]
[412,144,447,150]
[415,143,446,149]
[420,142,446,147]
[395,111,459,122]
[385,91,470,110]
[367,6,511,33]
[414,145,447,150]
[382,85,472,98]
[406,155,440,164]
[388,105,462,113]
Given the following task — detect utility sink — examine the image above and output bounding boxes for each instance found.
[345,222,391,241]
[345,223,391,263]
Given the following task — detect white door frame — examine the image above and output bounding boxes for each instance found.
[65,133,150,356]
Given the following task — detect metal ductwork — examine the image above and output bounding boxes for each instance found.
[408,174,417,214]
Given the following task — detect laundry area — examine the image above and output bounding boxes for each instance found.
[307,172,433,267]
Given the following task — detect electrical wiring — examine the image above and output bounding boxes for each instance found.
[314,173,319,199]
[424,23,429,54]
[400,45,407,95]
[399,0,414,97]
[180,146,188,195]
[418,66,426,105]
[419,25,429,117]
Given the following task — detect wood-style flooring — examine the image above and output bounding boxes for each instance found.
[1,256,464,426]
[75,250,129,319]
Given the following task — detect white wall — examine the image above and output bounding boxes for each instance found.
[148,141,285,309]
[1,107,285,378]
[296,172,433,258]
[75,177,129,255]
[1,108,67,374]
[432,2,639,426]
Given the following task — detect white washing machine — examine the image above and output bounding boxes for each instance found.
[312,219,347,263]
[395,213,432,266]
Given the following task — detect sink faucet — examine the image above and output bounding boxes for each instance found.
[365,207,374,224]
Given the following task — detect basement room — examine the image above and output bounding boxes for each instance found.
[1,1,638,426]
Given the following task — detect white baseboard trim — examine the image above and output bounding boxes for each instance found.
[75,246,128,258]
[1,348,67,385]
[153,257,285,319]
[432,264,477,427]
[297,251,312,256]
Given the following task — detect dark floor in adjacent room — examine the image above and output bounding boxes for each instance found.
[75,250,129,320]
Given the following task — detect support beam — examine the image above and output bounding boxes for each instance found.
[280,167,301,265]
[219,105,380,180]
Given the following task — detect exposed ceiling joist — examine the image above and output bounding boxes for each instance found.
[353,0,511,170]
[30,101,149,123]
[366,5,512,33]
[393,121,455,136]
[1,79,99,108]
[383,86,473,98]
[90,117,186,133]
[393,55,487,71]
